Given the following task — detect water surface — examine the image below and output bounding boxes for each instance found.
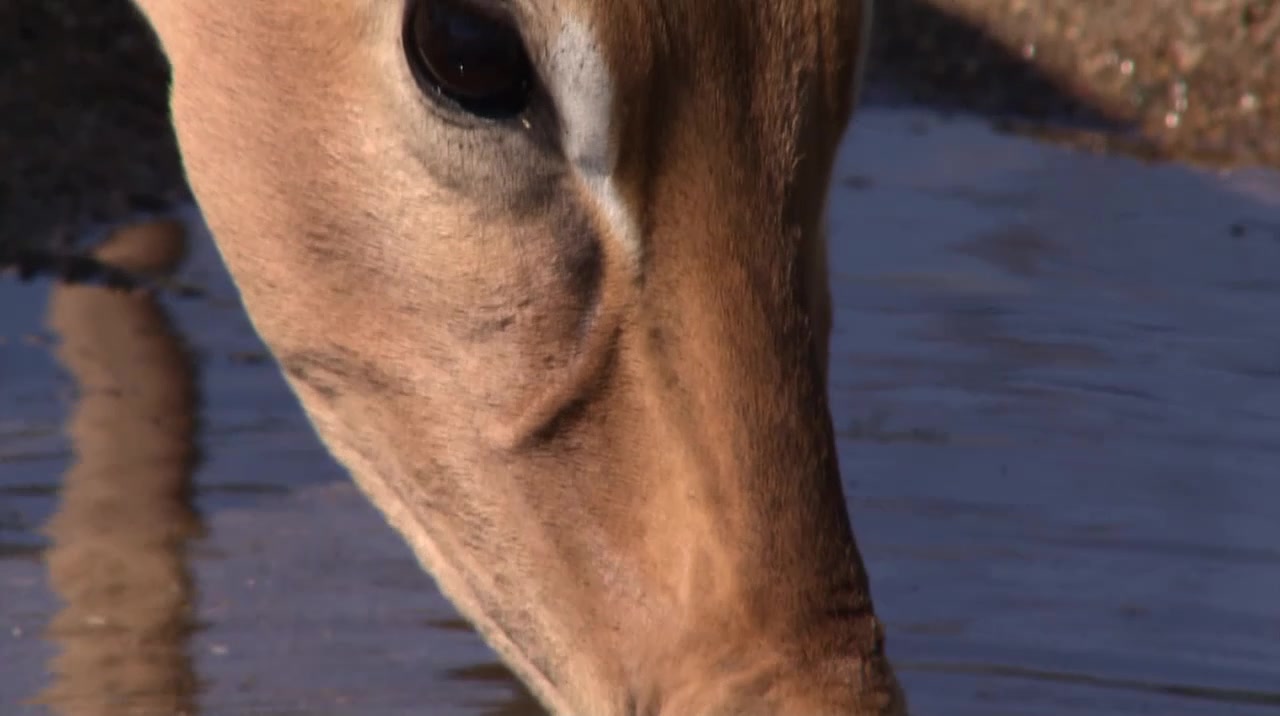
[2,105,1279,715]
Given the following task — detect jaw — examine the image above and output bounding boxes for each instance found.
[271,321,905,716]
[295,407,585,713]
[128,0,900,712]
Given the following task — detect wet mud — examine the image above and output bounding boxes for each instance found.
[3,105,1279,715]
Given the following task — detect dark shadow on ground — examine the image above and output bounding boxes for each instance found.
[866,0,1125,130]
[0,0,183,255]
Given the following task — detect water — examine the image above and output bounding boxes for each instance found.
[2,105,1279,715]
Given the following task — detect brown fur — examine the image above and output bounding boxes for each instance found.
[129,0,904,713]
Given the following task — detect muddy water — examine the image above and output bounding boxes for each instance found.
[2,105,1279,715]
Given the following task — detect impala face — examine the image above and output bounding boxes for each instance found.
[131,0,903,713]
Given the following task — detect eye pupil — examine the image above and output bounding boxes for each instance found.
[406,0,534,119]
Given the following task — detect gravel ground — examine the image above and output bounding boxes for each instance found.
[2,0,1277,255]
[874,0,1280,166]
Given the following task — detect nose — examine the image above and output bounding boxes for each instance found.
[623,261,905,714]
[654,650,907,716]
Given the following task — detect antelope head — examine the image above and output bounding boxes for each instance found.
[129,0,904,713]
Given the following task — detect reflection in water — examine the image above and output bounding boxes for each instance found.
[4,108,1277,714]
[429,618,545,715]
[449,662,547,716]
[34,221,202,715]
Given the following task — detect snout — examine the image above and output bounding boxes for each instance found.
[651,649,908,716]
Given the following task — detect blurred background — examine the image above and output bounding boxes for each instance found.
[2,0,1277,255]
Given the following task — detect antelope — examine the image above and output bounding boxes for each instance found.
[127,0,906,713]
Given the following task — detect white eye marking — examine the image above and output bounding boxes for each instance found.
[546,17,642,266]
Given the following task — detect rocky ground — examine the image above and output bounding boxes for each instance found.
[2,0,1277,257]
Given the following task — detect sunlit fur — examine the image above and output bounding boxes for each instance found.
[130,0,904,713]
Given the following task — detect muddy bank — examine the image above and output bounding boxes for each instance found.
[873,0,1280,167]
[1,0,1277,254]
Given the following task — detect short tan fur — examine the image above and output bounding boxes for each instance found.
[128,0,905,713]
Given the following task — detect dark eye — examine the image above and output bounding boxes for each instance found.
[405,0,534,119]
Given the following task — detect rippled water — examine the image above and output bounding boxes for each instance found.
[2,105,1279,715]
